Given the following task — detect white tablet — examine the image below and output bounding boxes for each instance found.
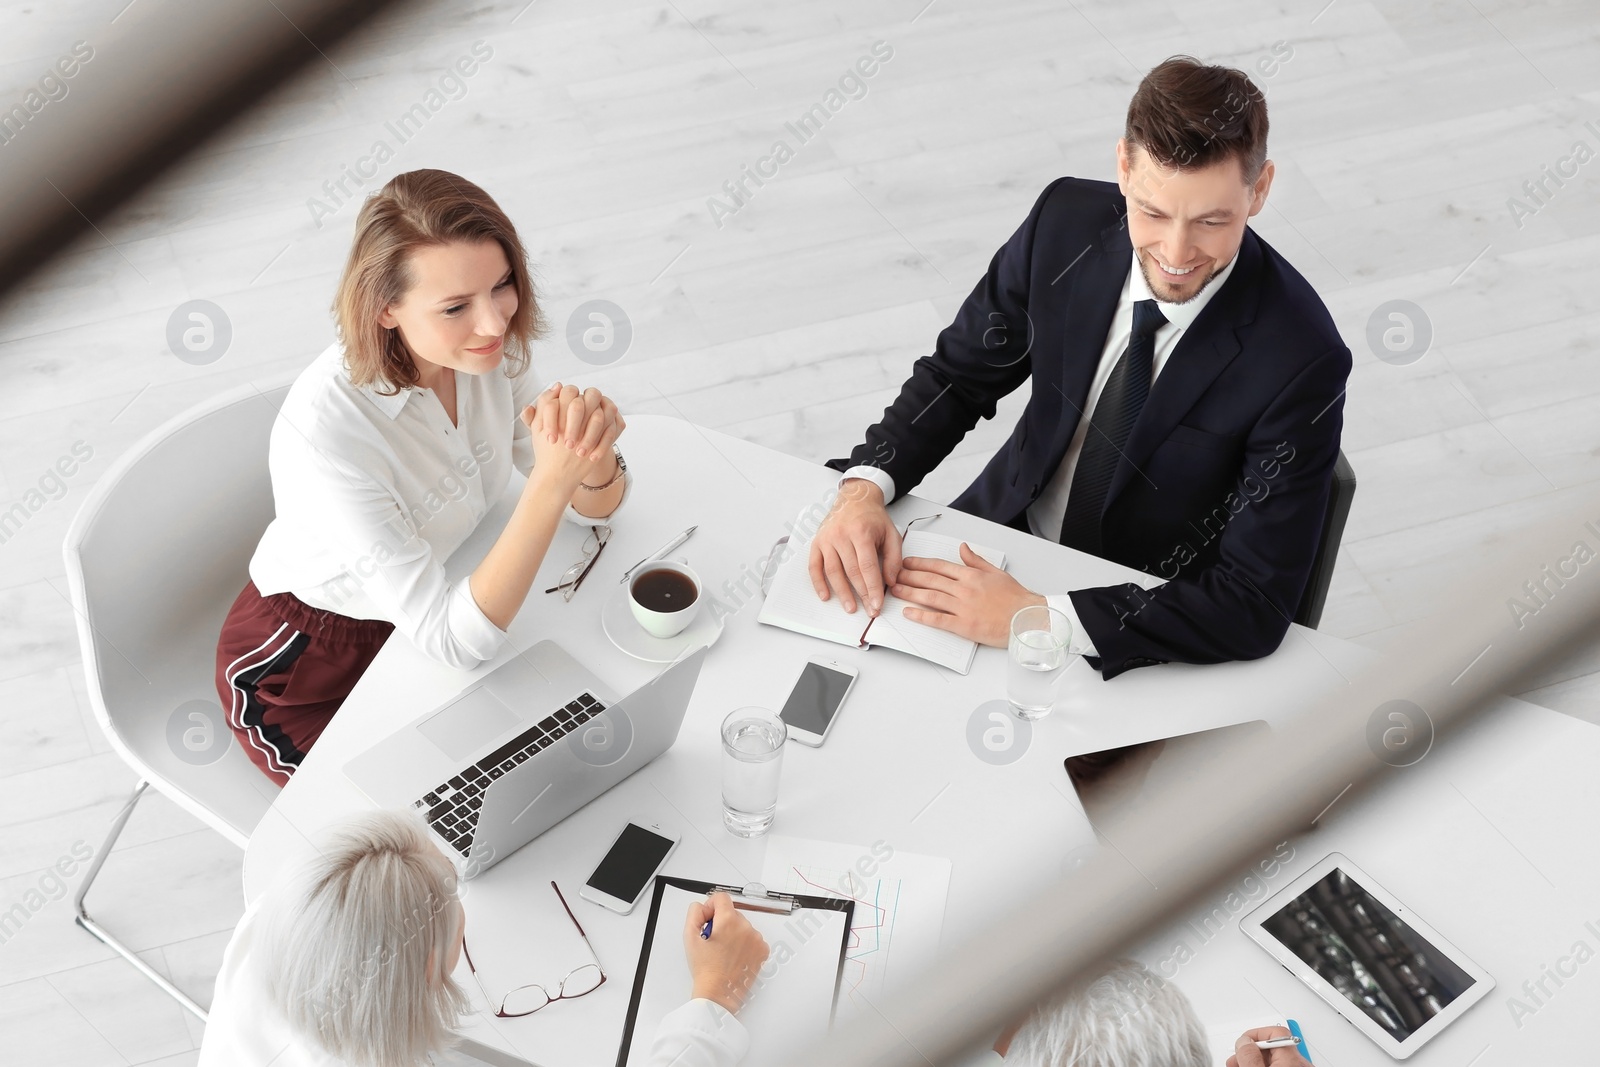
[1240,852,1493,1059]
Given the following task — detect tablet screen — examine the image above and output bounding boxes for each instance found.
[1259,866,1477,1041]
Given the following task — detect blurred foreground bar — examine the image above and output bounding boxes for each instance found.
[0,0,407,298]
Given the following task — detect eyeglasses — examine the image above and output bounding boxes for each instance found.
[462,881,607,1018]
[545,524,610,602]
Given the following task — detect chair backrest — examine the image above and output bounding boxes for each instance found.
[1294,450,1357,630]
[62,377,297,846]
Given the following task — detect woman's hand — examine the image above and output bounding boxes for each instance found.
[683,893,770,1015]
[522,384,591,495]
[520,382,626,493]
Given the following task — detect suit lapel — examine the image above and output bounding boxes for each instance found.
[1107,229,1262,507]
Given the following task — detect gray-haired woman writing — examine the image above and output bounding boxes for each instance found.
[198,811,768,1067]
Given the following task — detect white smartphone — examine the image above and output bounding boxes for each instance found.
[578,822,680,914]
[778,659,859,747]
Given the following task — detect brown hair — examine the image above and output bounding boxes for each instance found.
[334,169,545,394]
[1124,56,1268,183]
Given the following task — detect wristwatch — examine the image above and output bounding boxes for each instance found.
[579,445,626,491]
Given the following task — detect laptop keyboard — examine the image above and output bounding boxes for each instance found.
[414,691,606,855]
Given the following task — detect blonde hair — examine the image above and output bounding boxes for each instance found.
[333,168,545,394]
[1005,959,1209,1067]
[263,810,469,1067]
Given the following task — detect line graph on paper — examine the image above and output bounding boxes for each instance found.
[760,836,951,1008]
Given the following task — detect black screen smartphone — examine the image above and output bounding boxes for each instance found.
[579,822,679,913]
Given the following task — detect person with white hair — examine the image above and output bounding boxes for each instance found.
[197,810,768,1067]
[983,958,1210,1067]
[974,959,1309,1067]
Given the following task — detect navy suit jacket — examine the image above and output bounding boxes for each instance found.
[827,177,1351,678]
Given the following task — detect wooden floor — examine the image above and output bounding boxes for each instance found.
[2,0,1597,1062]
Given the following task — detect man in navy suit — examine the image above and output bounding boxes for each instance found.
[810,56,1351,679]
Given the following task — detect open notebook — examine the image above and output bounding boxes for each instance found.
[757,510,1006,675]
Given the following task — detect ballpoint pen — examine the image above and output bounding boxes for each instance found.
[620,525,697,583]
[1285,1019,1310,1062]
[700,893,788,939]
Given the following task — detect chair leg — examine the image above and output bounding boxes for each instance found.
[73,779,210,1022]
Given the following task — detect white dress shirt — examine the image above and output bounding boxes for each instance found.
[199,895,748,1067]
[843,252,1237,655]
[249,342,629,671]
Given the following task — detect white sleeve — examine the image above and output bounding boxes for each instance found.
[1046,594,1099,657]
[297,443,506,671]
[510,369,632,526]
[840,465,896,503]
[647,999,750,1067]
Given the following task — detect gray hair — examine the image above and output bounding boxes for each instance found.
[1004,959,1209,1067]
[262,810,470,1067]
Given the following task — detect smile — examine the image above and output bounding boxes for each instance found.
[1151,254,1200,278]
[467,337,503,355]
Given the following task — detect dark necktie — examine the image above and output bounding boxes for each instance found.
[1058,299,1168,554]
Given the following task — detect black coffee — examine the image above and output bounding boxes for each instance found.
[631,568,697,612]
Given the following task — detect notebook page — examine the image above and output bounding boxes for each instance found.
[858,610,974,672]
[756,520,872,647]
[756,516,1007,672]
[864,531,1006,673]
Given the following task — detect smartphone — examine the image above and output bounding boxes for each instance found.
[778,659,859,747]
[578,822,680,914]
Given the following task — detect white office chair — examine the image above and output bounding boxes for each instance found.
[61,374,297,1020]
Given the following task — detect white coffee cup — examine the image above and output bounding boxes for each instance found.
[628,559,702,639]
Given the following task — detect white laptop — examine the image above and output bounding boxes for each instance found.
[343,640,708,877]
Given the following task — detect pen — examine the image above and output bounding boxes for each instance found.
[621,525,698,583]
[1254,1037,1300,1050]
[700,892,791,939]
[1286,1019,1310,1062]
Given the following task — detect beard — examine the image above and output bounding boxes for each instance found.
[1136,249,1227,305]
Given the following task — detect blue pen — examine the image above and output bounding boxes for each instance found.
[699,917,712,940]
[1286,1019,1310,1062]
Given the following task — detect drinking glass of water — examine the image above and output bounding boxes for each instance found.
[1008,604,1072,720]
[721,707,786,837]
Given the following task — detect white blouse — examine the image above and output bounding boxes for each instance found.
[249,342,629,670]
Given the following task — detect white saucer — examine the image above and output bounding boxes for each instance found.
[601,580,724,663]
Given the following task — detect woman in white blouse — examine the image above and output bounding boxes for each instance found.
[198,810,769,1067]
[214,169,625,784]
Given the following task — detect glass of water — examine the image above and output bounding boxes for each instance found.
[1008,604,1072,720]
[721,707,786,837]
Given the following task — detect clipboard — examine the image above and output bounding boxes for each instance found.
[614,876,856,1067]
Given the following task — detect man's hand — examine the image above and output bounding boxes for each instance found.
[808,479,901,615]
[1226,1027,1312,1067]
[683,893,770,1015]
[892,542,1046,647]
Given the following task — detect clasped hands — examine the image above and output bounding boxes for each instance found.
[520,381,625,491]
[807,479,1046,647]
